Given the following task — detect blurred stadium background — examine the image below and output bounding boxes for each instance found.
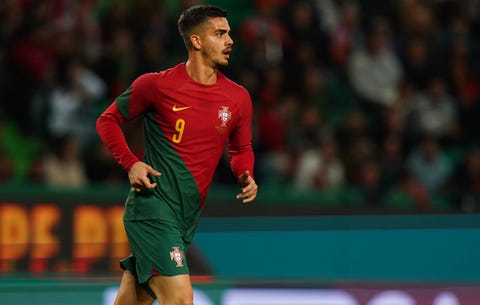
[1,0,480,304]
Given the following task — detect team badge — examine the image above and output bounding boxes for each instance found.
[216,106,232,134]
[217,106,232,128]
[170,247,184,267]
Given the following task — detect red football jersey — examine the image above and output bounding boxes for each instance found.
[96,63,254,237]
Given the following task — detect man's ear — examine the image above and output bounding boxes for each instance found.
[190,34,201,50]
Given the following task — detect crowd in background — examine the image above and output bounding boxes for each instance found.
[1,0,480,213]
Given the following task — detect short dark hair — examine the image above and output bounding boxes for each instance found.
[177,4,227,49]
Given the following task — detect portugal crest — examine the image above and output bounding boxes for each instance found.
[217,106,232,128]
[170,247,184,267]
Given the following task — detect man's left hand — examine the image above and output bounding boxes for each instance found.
[236,170,258,204]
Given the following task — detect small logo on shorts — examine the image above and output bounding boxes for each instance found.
[170,247,184,267]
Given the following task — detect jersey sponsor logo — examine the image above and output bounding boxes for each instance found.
[172,105,192,112]
[170,246,184,267]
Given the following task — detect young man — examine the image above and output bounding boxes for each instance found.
[96,4,257,305]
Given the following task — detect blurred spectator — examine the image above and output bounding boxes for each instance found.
[375,104,408,143]
[96,27,136,99]
[256,94,297,186]
[446,35,479,104]
[43,134,87,188]
[236,67,261,99]
[284,40,320,93]
[407,136,452,194]
[336,107,370,151]
[406,76,460,143]
[400,36,438,90]
[256,101,286,154]
[135,32,166,75]
[293,134,345,191]
[394,79,416,112]
[43,57,106,149]
[130,1,175,75]
[358,1,398,31]
[300,66,330,108]
[329,2,362,69]
[314,0,350,34]
[240,0,290,69]
[294,105,331,151]
[283,0,330,65]
[298,65,356,128]
[347,17,403,120]
[397,0,436,40]
[65,1,103,64]
[257,64,285,106]
[344,135,377,185]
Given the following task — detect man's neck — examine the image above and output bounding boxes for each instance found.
[185,59,218,85]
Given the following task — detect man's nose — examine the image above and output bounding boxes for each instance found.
[226,35,234,46]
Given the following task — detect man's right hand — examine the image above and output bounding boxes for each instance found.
[128,161,161,192]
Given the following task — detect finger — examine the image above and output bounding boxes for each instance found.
[243,185,258,197]
[237,178,257,194]
[242,177,258,194]
[138,176,157,189]
[242,195,256,203]
[132,183,143,192]
[240,192,257,203]
[133,182,157,192]
[236,186,257,201]
[147,167,161,177]
[236,192,254,200]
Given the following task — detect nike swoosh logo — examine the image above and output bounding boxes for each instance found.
[172,105,192,112]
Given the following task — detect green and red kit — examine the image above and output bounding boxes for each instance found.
[96,62,254,243]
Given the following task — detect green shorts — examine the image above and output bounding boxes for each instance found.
[120,219,191,298]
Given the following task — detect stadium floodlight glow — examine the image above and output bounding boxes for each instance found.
[222,288,359,305]
[433,292,460,305]
[366,290,416,305]
[103,287,214,305]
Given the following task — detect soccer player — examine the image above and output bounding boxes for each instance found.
[96,4,257,305]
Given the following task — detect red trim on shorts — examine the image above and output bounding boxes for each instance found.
[152,265,159,276]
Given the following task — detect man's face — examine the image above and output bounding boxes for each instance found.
[198,17,234,67]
